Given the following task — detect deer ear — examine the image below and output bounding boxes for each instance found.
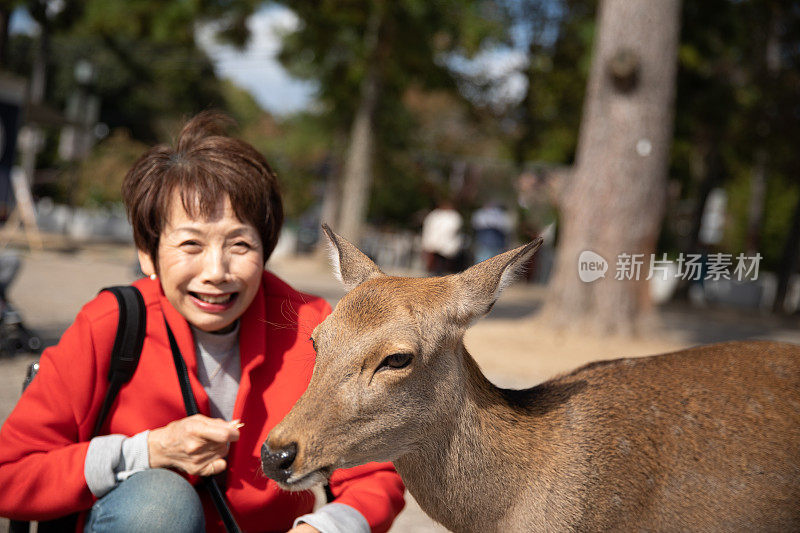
[451,238,543,324]
[322,224,385,291]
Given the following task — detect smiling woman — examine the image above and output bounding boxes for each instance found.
[0,112,405,533]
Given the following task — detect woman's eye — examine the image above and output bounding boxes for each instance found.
[232,240,255,252]
[378,353,413,372]
[180,240,201,249]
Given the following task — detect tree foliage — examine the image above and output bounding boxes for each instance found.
[8,0,259,141]
[278,0,503,123]
[274,0,507,228]
[6,0,799,289]
[5,0,268,206]
[669,0,800,270]
[499,0,595,167]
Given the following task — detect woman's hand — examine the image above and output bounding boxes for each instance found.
[148,414,241,476]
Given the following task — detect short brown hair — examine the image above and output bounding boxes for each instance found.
[122,111,284,264]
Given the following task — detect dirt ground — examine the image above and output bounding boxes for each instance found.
[1,244,798,532]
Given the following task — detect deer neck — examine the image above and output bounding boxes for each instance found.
[393,344,555,531]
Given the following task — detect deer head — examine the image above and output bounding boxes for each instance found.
[261,224,542,490]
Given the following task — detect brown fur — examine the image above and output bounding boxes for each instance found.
[264,234,800,532]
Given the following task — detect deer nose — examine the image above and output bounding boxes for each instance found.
[261,441,298,482]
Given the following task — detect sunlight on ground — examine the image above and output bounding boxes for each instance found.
[466,317,688,389]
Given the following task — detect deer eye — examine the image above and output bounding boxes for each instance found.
[378,353,413,372]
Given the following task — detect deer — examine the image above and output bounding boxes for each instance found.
[261,225,800,532]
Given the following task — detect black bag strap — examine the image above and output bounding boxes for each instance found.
[11,286,148,533]
[92,286,147,437]
[164,318,242,533]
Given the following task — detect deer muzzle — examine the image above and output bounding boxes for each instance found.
[260,441,297,483]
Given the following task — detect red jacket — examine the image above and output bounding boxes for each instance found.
[0,273,405,532]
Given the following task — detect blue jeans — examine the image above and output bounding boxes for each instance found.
[84,469,205,532]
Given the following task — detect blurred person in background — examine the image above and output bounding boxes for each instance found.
[471,201,513,263]
[421,199,464,275]
[0,112,404,533]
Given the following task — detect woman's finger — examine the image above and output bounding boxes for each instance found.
[193,418,241,444]
[200,458,227,477]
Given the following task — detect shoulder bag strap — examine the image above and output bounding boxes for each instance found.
[23,286,147,533]
[92,285,146,438]
[164,318,242,533]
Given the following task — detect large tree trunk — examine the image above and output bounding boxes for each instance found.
[336,5,383,243]
[542,0,681,335]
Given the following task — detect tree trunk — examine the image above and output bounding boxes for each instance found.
[20,13,50,197]
[336,5,384,243]
[773,196,800,314]
[0,8,9,69]
[746,150,767,253]
[542,0,682,335]
[748,5,780,255]
[672,135,722,301]
[686,137,722,255]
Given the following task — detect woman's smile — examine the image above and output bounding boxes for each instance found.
[189,291,239,310]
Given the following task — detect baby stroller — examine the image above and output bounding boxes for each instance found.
[0,252,42,357]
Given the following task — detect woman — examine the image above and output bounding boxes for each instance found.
[0,112,405,532]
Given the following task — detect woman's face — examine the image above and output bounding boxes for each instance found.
[138,195,264,333]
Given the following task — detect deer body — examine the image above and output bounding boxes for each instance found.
[262,228,800,532]
[395,341,800,532]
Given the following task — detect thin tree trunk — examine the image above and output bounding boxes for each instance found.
[336,5,384,243]
[313,130,350,258]
[513,25,544,170]
[20,14,50,196]
[748,5,781,255]
[746,150,767,253]
[30,24,48,105]
[686,138,722,254]
[773,196,800,314]
[314,151,342,258]
[542,0,682,335]
[673,136,721,300]
[759,2,797,314]
[319,167,340,239]
[0,8,9,69]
